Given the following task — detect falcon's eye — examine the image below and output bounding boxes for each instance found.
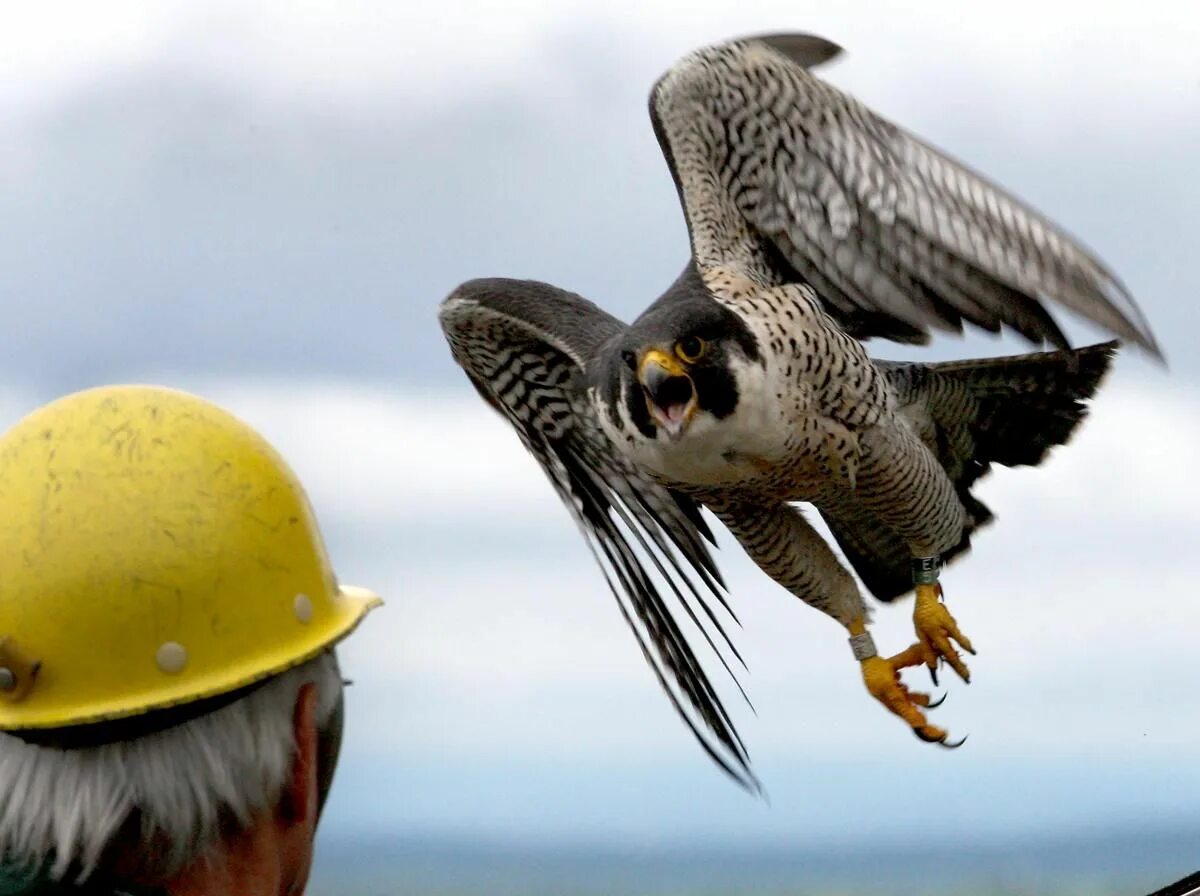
[621,350,637,371]
[675,336,707,363]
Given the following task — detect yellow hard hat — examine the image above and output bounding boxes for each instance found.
[0,385,381,730]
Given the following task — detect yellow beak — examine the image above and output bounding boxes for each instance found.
[637,349,696,440]
[637,348,687,383]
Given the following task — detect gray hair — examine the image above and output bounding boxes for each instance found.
[0,650,342,881]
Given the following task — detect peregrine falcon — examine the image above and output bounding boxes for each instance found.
[439,34,1159,789]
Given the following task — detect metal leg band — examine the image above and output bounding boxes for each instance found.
[912,556,941,585]
[849,631,877,662]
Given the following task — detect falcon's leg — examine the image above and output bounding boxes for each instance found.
[709,498,958,745]
[854,425,978,683]
[911,562,975,684]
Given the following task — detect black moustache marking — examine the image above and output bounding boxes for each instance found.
[625,375,656,438]
[692,363,740,420]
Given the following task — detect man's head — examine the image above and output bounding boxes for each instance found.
[0,385,380,890]
[0,651,340,887]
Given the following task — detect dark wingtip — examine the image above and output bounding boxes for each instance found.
[1135,331,1167,365]
[751,33,845,70]
[1071,339,1121,393]
[1095,270,1164,363]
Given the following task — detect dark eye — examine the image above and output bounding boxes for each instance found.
[675,336,706,363]
[621,350,637,371]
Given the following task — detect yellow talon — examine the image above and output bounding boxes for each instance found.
[913,582,975,683]
[859,644,950,743]
[847,618,962,746]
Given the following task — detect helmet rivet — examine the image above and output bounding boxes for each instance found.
[293,593,314,625]
[0,668,15,691]
[156,642,188,675]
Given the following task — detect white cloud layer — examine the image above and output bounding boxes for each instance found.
[197,383,561,526]
[3,0,1198,124]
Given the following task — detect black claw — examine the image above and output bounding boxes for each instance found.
[913,727,942,744]
[938,734,969,750]
[929,666,939,687]
[927,691,948,709]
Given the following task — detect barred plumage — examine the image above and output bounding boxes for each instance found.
[652,36,1159,352]
[440,33,1153,786]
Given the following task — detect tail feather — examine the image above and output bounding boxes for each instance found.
[824,341,1117,602]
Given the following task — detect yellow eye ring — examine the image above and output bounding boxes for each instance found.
[675,336,707,363]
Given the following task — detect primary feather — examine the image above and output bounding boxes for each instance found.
[650,36,1160,354]
[440,280,759,791]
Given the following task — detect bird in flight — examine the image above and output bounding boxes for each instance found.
[439,34,1159,791]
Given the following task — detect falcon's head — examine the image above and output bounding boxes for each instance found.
[599,293,763,447]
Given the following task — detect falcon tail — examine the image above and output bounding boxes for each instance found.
[823,341,1118,602]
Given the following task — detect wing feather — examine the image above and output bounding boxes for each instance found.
[650,35,1160,356]
[439,279,759,791]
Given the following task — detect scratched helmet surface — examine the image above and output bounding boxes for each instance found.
[0,385,380,730]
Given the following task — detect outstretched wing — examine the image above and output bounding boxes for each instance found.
[439,278,758,791]
[650,33,1160,355]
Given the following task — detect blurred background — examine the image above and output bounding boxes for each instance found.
[2,1,1199,893]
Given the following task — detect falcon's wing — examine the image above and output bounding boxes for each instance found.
[650,33,1160,355]
[439,278,758,791]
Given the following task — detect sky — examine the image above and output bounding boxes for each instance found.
[2,0,1199,871]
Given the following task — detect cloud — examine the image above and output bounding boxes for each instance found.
[5,1,1198,118]
[197,381,557,524]
[0,2,1194,391]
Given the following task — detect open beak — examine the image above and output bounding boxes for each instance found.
[637,349,696,440]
